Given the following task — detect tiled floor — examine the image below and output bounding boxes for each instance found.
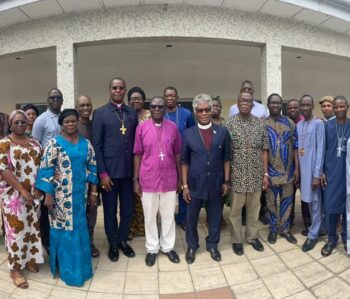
[0,202,349,299]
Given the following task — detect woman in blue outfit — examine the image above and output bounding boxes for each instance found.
[36,109,98,287]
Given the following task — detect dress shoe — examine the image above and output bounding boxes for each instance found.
[91,244,100,258]
[117,242,135,258]
[321,242,337,257]
[301,228,309,237]
[343,240,348,253]
[185,248,196,264]
[302,238,317,252]
[180,222,187,231]
[267,231,277,244]
[145,253,157,267]
[280,232,297,244]
[164,250,180,263]
[108,247,119,262]
[232,243,244,256]
[207,248,221,262]
[259,213,268,225]
[248,239,264,252]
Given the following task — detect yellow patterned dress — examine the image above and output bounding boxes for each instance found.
[129,110,151,237]
[0,137,44,270]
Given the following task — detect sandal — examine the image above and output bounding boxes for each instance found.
[25,264,39,273]
[10,270,28,289]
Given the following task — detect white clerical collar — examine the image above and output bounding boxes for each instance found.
[197,122,212,130]
[153,121,163,127]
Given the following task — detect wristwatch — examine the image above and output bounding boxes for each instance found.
[90,192,98,196]
[181,184,189,190]
[224,180,230,185]
[264,173,269,177]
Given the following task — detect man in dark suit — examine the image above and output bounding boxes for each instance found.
[92,77,138,262]
[181,94,231,264]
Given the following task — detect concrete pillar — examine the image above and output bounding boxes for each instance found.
[261,43,282,105]
[56,43,77,108]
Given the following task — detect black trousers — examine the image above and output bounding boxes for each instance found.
[186,197,223,250]
[40,200,50,248]
[102,177,134,248]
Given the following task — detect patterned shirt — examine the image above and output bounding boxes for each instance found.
[264,115,298,185]
[224,114,269,193]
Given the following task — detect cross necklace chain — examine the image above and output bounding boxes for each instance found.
[114,110,127,135]
[336,120,348,158]
[153,122,165,161]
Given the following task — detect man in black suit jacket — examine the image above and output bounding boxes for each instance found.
[181,94,231,264]
[92,77,138,262]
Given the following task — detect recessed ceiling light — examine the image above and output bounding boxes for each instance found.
[166,44,173,48]
[15,57,21,60]
[296,56,302,59]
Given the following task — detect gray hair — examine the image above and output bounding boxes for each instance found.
[192,94,213,111]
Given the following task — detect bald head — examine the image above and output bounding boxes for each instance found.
[75,94,93,119]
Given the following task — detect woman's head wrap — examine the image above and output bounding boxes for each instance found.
[58,109,79,125]
[9,110,27,125]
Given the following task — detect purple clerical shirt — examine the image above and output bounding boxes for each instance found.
[133,119,182,192]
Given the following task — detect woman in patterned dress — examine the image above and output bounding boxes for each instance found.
[0,110,44,289]
[36,109,98,287]
[127,87,151,238]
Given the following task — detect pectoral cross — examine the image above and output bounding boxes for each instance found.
[120,124,127,135]
[299,147,305,156]
[337,137,345,158]
[159,151,165,161]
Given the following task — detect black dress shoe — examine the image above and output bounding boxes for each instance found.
[232,243,244,256]
[259,214,268,225]
[179,222,187,231]
[301,228,309,237]
[321,242,337,257]
[267,231,277,244]
[302,238,317,252]
[185,248,196,264]
[343,240,347,253]
[280,232,297,244]
[248,239,264,252]
[164,250,180,263]
[91,244,100,258]
[145,253,157,267]
[207,248,221,262]
[108,247,119,262]
[117,242,135,258]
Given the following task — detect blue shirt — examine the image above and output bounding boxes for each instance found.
[32,109,61,148]
[164,106,195,136]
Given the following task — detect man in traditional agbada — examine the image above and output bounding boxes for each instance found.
[321,96,350,256]
[297,95,325,252]
[264,94,299,245]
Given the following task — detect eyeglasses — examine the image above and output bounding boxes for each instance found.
[150,104,165,110]
[48,95,63,101]
[112,86,126,91]
[13,120,26,125]
[196,108,211,114]
[130,97,144,102]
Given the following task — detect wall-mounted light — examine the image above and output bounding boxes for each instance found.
[166,44,173,48]
[296,56,302,59]
[15,57,21,60]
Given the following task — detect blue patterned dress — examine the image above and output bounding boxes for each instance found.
[36,135,98,286]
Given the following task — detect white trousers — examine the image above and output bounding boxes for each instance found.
[141,191,177,253]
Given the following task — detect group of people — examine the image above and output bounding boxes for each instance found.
[0,77,349,290]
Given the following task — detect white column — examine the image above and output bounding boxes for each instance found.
[261,43,282,105]
[56,43,77,108]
